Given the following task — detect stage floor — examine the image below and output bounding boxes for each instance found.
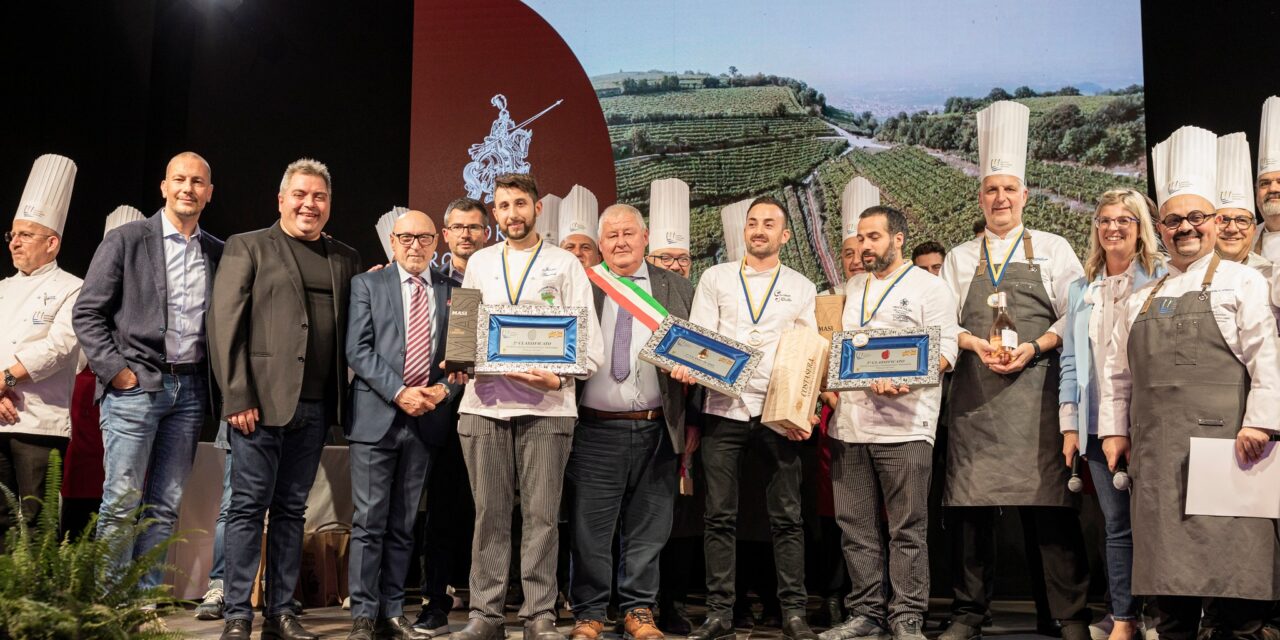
[165,598,1101,639]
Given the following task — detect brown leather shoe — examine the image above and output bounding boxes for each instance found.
[624,609,664,640]
[570,620,605,640]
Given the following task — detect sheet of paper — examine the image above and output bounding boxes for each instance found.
[1185,437,1280,519]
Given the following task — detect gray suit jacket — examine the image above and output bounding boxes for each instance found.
[588,264,695,453]
[344,265,460,446]
[208,222,360,427]
[72,212,223,403]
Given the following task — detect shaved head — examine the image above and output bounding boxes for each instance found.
[392,209,438,275]
[167,151,211,181]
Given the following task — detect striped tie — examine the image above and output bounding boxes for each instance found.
[404,276,432,387]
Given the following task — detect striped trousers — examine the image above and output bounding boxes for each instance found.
[829,439,933,625]
[458,413,574,623]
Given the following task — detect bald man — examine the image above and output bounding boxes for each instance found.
[345,210,460,640]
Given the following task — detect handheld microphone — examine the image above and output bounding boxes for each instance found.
[1112,460,1131,491]
[1067,451,1083,493]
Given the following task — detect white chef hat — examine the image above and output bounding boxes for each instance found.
[1216,133,1254,214]
[977,101,1030,184]
[103,205,144,239]
[375,206,409,262]
[1259,96,1280,177]
[558,184,598,243]
[15,154,76,235]
[536,194,561,246]
[719,198,753,263]
[841,176,880,240]
[1152,125,1218,208]
[648,178,690,252]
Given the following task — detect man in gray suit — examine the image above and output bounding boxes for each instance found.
[568,204,693,640]
[209,158,360,640]
[345,210,460,640]
[72,151,223,592]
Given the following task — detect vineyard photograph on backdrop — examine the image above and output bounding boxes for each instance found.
[523,0,1145,290]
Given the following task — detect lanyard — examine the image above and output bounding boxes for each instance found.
[501,239,543,305]
[860,263,914,326]
[739,259,781,325]
[982,232,1023,288]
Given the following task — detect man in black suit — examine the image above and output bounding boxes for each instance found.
[209,158,360,640]
[344,210,460,640]
[72,151,223,592]
[568,204,693,640]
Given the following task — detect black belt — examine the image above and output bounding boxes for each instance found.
[164,361,206,375]
[580,407,663,421]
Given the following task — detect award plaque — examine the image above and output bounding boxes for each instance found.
[473,304,590,376]
[443,288,482,373]
[638,315,762,398]
[825,326,941,390]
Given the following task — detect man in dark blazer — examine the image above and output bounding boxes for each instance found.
[72,151,223,593]
[208,158,360,640]
[568,204,693,640]
[344,210,459,640]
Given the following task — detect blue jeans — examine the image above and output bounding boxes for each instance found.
[97,372,207,591]
[567,417,677,620]
[1085,435,1137,620]
[208,448,232,585]
[223,401,327,620]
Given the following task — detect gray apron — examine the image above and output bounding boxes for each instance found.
[945,233,1075,508]
[1126,255,1280,599]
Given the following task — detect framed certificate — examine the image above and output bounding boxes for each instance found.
[638,316,762,398]
[474,304,590,376]
[825,326,941,390]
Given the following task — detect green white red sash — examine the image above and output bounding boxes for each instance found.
[586,263,669,331]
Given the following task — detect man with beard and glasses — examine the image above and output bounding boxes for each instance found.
[938,102,1090,640]
[1254,97,1280,263]
[819,206,958,640]
[451,173,603,640]
[414,197,489,636]
[1098,125,1280,640]
[671,195,819,640]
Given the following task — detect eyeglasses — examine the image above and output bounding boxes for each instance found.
[1159,211,1217,228]
[5,231,52,244]
[648,254,692,267]
[446,224,485,235]
[394,232,437,246]
[1218,215,1256,229]
[1094,215,1138,228]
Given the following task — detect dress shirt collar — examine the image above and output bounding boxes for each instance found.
[396,262,431,288]
[160,210,202,241]
[608,261,650,282]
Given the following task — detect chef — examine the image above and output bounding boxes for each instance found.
[937,101,1091,640]
[646,178,693,279]
[1215,132,1280,324]
[0,154,84,543]
[1255,97,1280,263]
[1098,125,1280,640]
[840,177,876,281]
[559,184,601,270]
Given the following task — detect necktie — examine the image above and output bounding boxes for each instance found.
[404,277,432,387]
[611,276,635,382]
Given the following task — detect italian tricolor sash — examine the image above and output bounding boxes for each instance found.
[586,263,669,331]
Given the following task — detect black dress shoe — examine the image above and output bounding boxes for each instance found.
[414,609,452,636]
[263,614,320,640]
[350,617,376,640]
[221,619,252,640]
[524,618,564,640]
[379,616,430,640]
[783,615,819,640]
[455,619,502,640]
[690,617,737,640]
[657,601,693,636]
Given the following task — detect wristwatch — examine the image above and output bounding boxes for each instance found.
[2,369,16,390]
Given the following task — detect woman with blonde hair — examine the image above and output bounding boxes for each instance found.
[1058,188,1163,640]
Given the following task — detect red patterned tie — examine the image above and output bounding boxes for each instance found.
[404,276,432,387]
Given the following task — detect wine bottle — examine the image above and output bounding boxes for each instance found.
[988,291,1018,364]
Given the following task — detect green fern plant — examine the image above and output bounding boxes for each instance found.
[0,450,188,639]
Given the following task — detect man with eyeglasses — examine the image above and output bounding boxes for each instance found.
[209,158,361,640]
[1214,133,1280,323]
[413,197,489,636]
[0,155,83,548]
[346,210,457,640]
[1099,126,1280,640]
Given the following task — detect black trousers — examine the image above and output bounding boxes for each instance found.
[948,505,1090,625]
[418,430,474,614]
[1155,596,1270,640]
[701,415,806,616]
[0,432,68,549]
